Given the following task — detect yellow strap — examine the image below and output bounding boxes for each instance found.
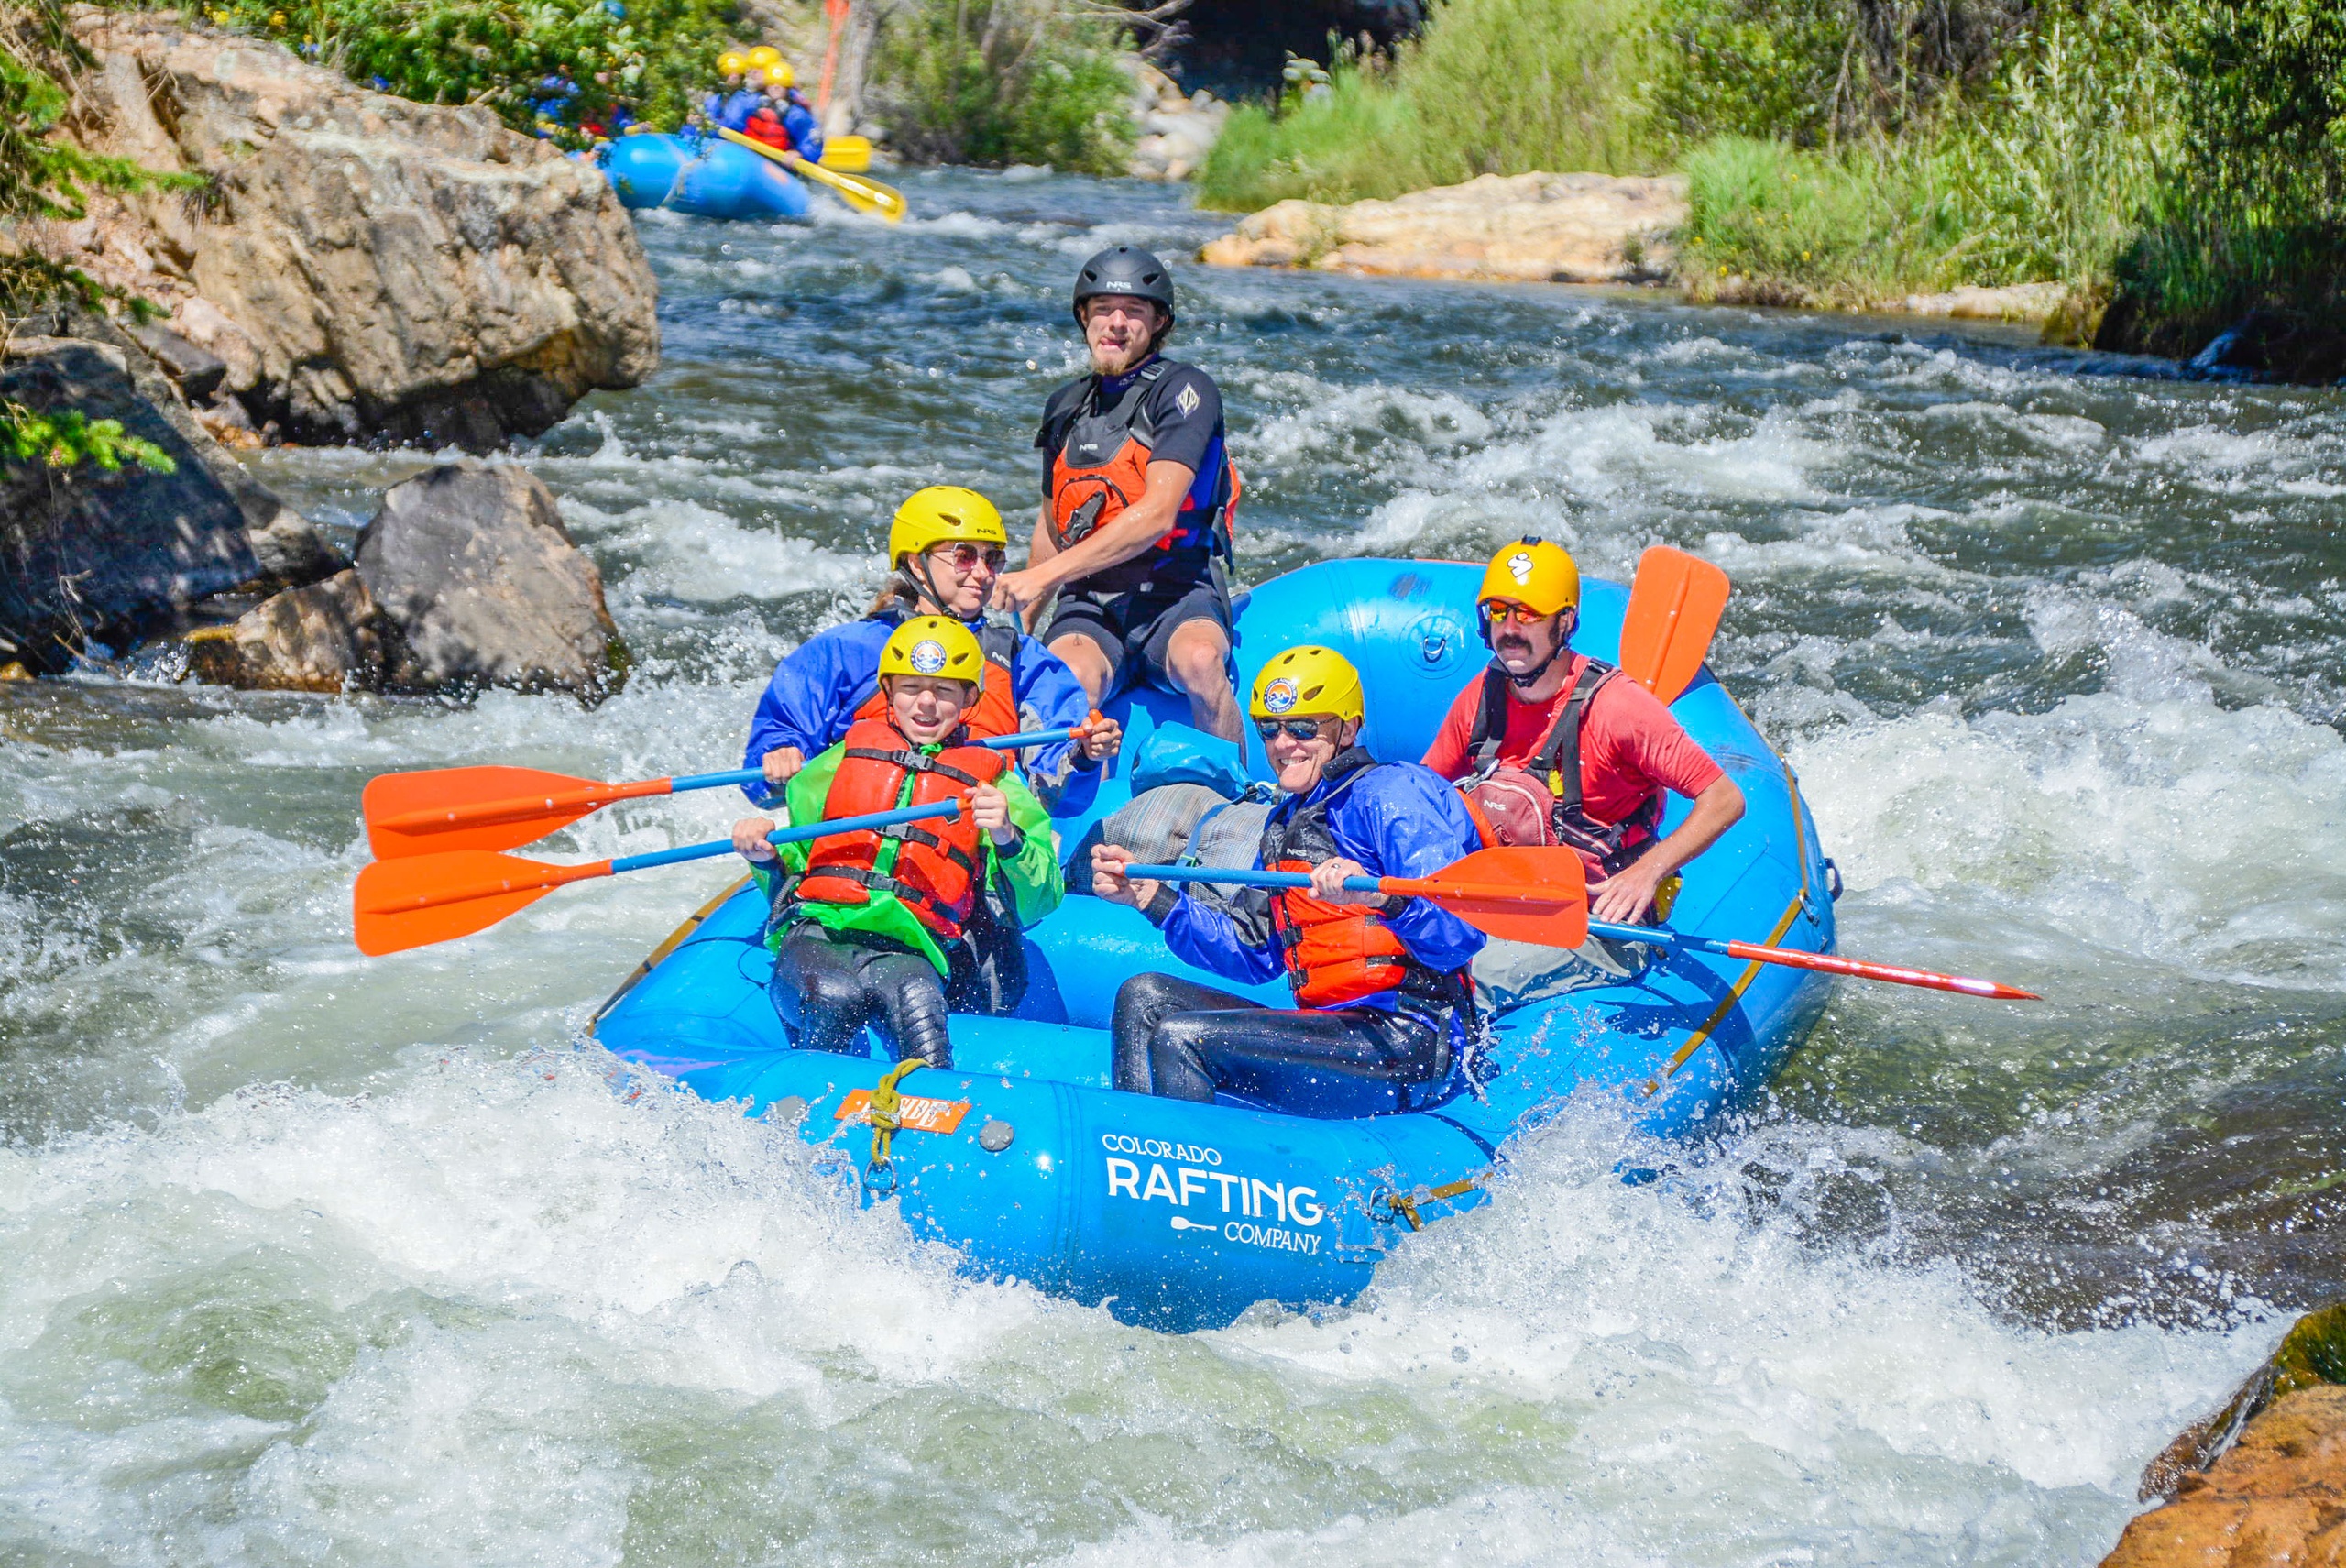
[865,1057,924,1173]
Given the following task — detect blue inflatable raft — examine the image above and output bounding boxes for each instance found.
[593,559,1838,1330]
[599,132,813,222]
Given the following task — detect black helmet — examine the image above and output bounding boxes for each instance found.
[1071,246,1176,331]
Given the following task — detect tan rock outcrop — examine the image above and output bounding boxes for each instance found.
[182,570,384,693]
[1200,171,1686,284]
[2102,1386,2346,1567]
[27,6,659,449]
[1898,281,2071,324]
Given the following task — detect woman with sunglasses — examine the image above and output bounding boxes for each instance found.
[740,486,1120,815]
[1090,645,1488,1113]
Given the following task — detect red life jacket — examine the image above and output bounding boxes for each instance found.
[850,617,1022,740]
[1460,658,1663,879]
[742,106,795,149]
[1041,359,1238,564]
[795,717,1007,938]
[1259,754,1434,1009]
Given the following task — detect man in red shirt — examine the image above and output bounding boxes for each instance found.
[1424,538,1745,928]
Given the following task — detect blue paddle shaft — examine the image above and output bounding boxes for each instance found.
[983,727,1076,750]
[669,767,767,793]
[693,731,1069,799]
[608,800,962,877]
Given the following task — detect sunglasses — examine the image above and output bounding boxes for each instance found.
[1481,601,1555,626]
[1254,718,1332,742]
[931,543,1008,573]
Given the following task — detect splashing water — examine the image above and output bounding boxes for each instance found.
[5,169,2341,1563]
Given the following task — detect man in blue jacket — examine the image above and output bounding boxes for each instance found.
[1091,645,1485,1112]
[742,487,1119,814]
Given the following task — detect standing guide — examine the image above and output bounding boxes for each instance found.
[990,247,1246,743]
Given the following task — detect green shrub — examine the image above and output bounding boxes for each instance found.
[872,0,1134,172]
[200,0,739,141]
[0,402,175,471]
[2100,0,2344,365]
[3,0,188,474]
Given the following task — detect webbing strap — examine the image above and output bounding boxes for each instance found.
[841,747,985,790]
[1384,1171,1485,1232]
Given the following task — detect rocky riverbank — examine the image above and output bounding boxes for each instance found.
[1198,172,2092,340]
[1200,172,1685,285]
[17,5,658,451]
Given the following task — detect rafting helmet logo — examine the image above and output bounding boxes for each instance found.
[1261,677,1299,714]
[910,639,948,674]
[1507,550,1536,585]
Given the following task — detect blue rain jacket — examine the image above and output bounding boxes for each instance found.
[1160,755,1486,1008]
[742,607,1099,811]
[704,88,764,131]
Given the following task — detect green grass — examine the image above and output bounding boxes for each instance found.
[1197,0,1657,212]
[1683,10,2180,304]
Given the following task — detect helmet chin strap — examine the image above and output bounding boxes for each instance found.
[907,554,955,620]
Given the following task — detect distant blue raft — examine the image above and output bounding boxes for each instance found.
[593,559,1841,1332]
[599,132,813,222]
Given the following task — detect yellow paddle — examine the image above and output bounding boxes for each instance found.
[819,135,872,172]
[718,127,904,222]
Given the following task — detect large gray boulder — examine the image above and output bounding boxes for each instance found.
[0,326,340,673]
[355,461,628,701]
[34,7,660,449]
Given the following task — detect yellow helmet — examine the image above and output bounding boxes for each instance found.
[1476,536,1580,617]
[889,486,1007,567]
[717,49,747,75]
[1251,645,1364,726]
[745,44,781,70]
[762,57,795,88]
[879,616,984,685]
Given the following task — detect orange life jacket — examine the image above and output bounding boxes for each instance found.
[795,717,1007,938]
[850,617,1022,740]
[1259,757,1424,1009]
[1042,359,1237,562]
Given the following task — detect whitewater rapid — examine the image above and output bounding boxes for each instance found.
[3,167,2341,1564]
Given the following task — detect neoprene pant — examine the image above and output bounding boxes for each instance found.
[1110,971,1446,1103]
[770,921,953,1069]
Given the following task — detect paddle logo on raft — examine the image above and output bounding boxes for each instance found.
[1098,1133,1325,1255]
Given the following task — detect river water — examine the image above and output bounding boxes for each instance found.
[3,169,2342,1565]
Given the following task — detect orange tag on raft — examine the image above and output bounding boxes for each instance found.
[832,1090,971,1134]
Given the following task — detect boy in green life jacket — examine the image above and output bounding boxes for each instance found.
[730,616,1062,1068]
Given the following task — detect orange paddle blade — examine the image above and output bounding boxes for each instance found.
[364,765,661,858]
[1619,546,1730,704]
[1387,846,1589,948]
[353,850,607,956]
